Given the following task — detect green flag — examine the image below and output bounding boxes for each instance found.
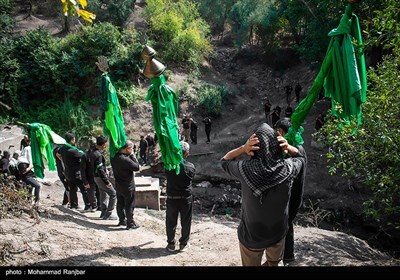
[286,3,367,145]
[101,73,127,158]
[145,74,183,173]
[27,122,66,179]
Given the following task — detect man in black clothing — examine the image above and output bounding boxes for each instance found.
[80,138,98,212]
[295,83,302,102]
[284,85,293,104]
[275,118,308,265]
[202,117,212,143]
[0,150,10,174]
[59,133,90,210]
[110,140,141,230]
[139,135,148,165]
[53,146,69,207]
[189,118,198,144]
[264,99,271,123]
[91,135,117,220]
[165,141,196,253]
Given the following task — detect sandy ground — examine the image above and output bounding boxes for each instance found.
[1,170,399,270]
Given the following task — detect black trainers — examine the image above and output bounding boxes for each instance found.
[179,243,190,252]
[118,220,127,226]
[166,243,175,252]
[126,223,140,230]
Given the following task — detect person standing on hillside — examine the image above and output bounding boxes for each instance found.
[181,115,191,142]
[264,99,272,124]
[284,85,293,104]
[80,138,98,212]
[111,140,141,230]
[53,146,70,207]
[165,141,196,253]
[91,135,117,220]
[295,83,302,103]
[275,118,307,265]
[189,118,198,145]
[202,116,212,143]
[221,123,305,266]
[138,135,148,165]
[59,133,90,210]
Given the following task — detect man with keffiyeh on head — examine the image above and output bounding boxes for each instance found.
[221,123,305,266]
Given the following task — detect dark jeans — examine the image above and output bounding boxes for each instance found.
[116,190,136,226]
[166,196,192,246]
[24,176,41,202]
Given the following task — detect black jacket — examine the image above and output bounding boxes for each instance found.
[166,160,195,197]
[110,153,140,193]
[90,148,110,185]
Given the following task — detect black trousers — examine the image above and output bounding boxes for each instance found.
[284,182,303,260]
[190,130,197,144]
[116,190,136,226]
[166,196,192,246]
[67,177,90,209]
[205,128,211,142]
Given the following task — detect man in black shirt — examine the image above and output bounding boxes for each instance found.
[53,146,69,207]
[59,133,90,210]
[111,140,141,230]
[165,141,196,253]
[202,117,212,143]
[295,83,302,102]
[91,135,117,219]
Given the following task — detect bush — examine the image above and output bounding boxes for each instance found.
[114,80,143,107]
[144,0,212,69]
[196,84,230,116]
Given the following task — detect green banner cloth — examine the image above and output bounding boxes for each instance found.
[101,73,127,158]
[28,122,67,179]
[286,3,367,145]
[145,74,183,173]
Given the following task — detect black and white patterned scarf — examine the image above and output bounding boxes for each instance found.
[239,123,293,202]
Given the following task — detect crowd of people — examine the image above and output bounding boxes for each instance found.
[0,80,318,265]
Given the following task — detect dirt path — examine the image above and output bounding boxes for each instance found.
[1,171,398,268]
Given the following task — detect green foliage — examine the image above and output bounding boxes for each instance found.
[33,98,97,139]
[195,84,230,116]
[229,0,279,47]
[143,0,212,68]
[113,80,143,107]
[89,0,136,27]
[197,0,237,37]
[365,0,400,50]
[315,47,400,229]
[0,0,14,38]
[0,38,19,117]
[12,28,60,110]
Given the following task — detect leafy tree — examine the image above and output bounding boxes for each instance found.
[0,0,14,38]
[143,0,212,68]
[197,0,237,39]
[89,0,136,27]
[60,0,96,32]
[316,0,400,230]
